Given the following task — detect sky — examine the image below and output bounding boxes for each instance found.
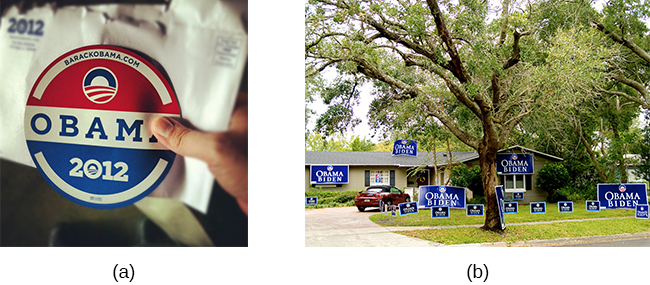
[305,0,649,144]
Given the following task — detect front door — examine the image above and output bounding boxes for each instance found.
[416,170,429,187]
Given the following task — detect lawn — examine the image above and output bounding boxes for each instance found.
[396,218,650,245]
[369,201,650,245]
[370,201,637,226]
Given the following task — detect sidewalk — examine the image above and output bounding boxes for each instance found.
[384,216,650,247]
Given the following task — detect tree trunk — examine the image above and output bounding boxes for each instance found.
[433,143,438,184]
[445,137,454,185]
[477,141,502,233]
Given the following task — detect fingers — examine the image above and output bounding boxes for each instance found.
[151,117,217,163]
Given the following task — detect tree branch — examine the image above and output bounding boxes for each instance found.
[361,15,453,72]
[426,0,470,83]
[592,20,650,64]
[306,59,343,78]
[595,85,649,109]
[503,30,531,70]
[610,73,650,109]
[421,96,481,149]
[498,0,511,46]
[352,56,480,149]
[306,32,348,51]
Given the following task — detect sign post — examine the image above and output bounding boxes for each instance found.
[431,206,450,218]
[530,202,546,214]
[586,201,600,212]
[418,185,466,209]
[399,202,419,216]
[309,165,349,185]
[558,202,573,213]
[466,204,484,216]
[306,197,318,205]
[504,202,518,214]
[496,154,534,175]
[392,139,418,156]
[495,186,506,230]
[637,205,649,219]
[597,184,648,209]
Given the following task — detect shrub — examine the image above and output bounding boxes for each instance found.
[451,165,484,196]
[467,195,486,205]
[536,163,570,202]
[555,186,593,201]
[305,189,361,208]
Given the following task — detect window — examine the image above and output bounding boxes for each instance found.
[370,170,390,185]
[390,187,401,193]
[502,175,530,192]
[365,170,395,186]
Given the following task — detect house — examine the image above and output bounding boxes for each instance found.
[305,145,563,204]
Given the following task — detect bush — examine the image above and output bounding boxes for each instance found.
[561,160,599,199]
[451,165,484,196]
[467,195,486,205]
[536,163,570,202]
[305,189,361,208]
[555,186,595,201]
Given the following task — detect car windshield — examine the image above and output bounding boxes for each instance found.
[365,188,384,193]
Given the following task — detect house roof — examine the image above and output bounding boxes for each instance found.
[457,145,563,164]
[305,145,562,168]
[305,150,478,168]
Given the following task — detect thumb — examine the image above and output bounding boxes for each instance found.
[151,117,217,162]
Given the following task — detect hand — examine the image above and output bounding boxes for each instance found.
[150,92,248,215]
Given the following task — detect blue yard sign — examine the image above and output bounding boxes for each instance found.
[418,185,466,209]
[637,205,649,219]
[466,204,484,216]
[530,202,546,214]
[431,206,450,218]
[504,202,518,214]
[496,153,534,174]
[558,201,573,213]
[392,139,417,156]
[306,197,317,205]
[513,192,524,200]
[391,205,397,217]
[597,184,648,209]
[495,186,506,230]
[399,202,419,216]
[310,165,349,184]
[586,201,600,212]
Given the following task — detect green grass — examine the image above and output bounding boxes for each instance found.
[370,201,636,226]
[396,218,650,245]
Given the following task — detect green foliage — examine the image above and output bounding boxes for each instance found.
[305,189,362,208]
[636,110,650,182]
[560,159,599,199]
[556,186,596,201]
[602,0,650,37]
[451,165,484,196]
[467,195,486,205]
[313,76,363,135]
[305,132,376,151]
[536,163,570,202]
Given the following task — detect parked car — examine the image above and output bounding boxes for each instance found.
[354,185,411,212]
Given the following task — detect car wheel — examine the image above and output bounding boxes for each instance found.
[406,197,411,203]
[386,199,393,208]
[357,206,365,212]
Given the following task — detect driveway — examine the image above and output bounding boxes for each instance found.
[305,207,437,247]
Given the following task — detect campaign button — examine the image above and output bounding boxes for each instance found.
[25,45,180,209]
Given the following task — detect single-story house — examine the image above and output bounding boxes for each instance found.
[305,145,563,204]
